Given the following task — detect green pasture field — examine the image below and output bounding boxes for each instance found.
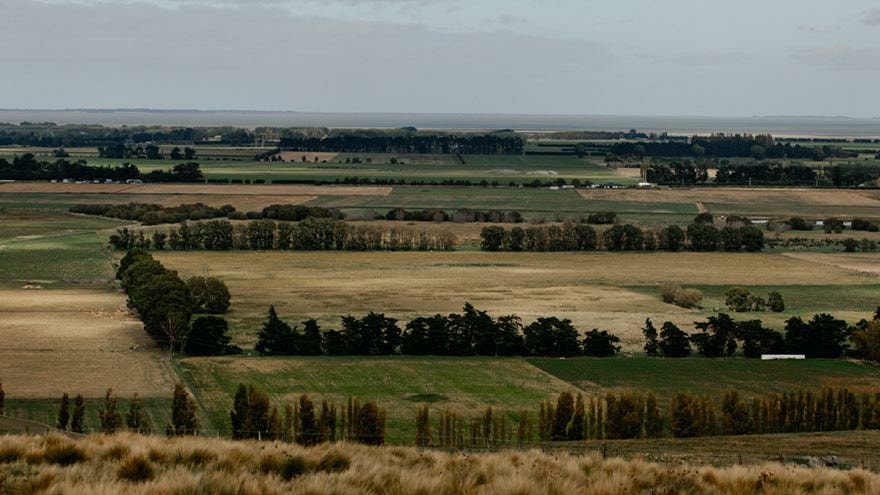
[0,210,124,287]
[528,357,880,402]
[2,398,173,435]
[176,356,574,442]
[6,148,636,185]
[176,355,880,442]
[311,186,694,220]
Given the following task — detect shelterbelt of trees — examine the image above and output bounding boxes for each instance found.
[480,219,765,253]
[73,202,344,226]
[0,154,203,182]
[0,122,258,146]
[527,387,880,443]
[277,128,524,154]
[72,202,531,226]
[108,219,458,252]
[610,134,859,160]
[0,122,527,151]
[643,159,880,187]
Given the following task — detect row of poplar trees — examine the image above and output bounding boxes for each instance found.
[230,385,386,445]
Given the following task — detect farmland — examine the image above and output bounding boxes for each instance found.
[2,167,880,465]
[149,250,880,350]
[176,355,880,441]
[1,146,635,185]
[176,356,576,441]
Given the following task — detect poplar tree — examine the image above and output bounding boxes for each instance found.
[57,393,70,430]
[168,383,199,436]
[99,388,122,434]
[71,395,86,434]
[230,384,250,439]
[551,392,574,441]
[415,404,431,447]
[127,393,151,434]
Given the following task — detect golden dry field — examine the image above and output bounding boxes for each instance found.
[152,250,880,350]
[0,289,175,398]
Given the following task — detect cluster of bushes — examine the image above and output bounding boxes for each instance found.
[72,203,234,225]
[725,287,785,312]
[765,236,879,252]
[852,218,880,232]
[115,251,238,356]
[260,204,344,221]
[659,283,703,309]
[480,221,764,253]
[256,303,620,358]
[108,219,458,252]
[231,386,385,446]
[644,310,880,360]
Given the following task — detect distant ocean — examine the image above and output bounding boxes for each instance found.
[1,110,879,138]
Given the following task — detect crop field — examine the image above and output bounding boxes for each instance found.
[7,146,637,185]
[0,209,124,288]
[0,289,176,400]
[176,355,880,442]
[177,356,575,440]
[581,187,880,220]
[2,184,880,458]
[150,250,880,351]
[530,358,880,401]
[0,209,174,430]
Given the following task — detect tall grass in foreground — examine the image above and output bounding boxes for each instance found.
[1,434,878,494]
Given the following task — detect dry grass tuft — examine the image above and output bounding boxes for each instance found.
[117,455,156,483]
[0,433,878,494]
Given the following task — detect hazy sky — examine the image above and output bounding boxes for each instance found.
[3,0,880,117]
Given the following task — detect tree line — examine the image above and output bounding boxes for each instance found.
[643,309,880,361]
[612,134,856,161]
[714,162,817,185]
[278,130,524,155]
[115,250,239,356]
[268,176,589,188]
[0,154,203,182]
[231,386,385,445]
[97,143,196,160]
[108,219,458,252]
[480,221,765,253]
[74,202,342,226]
[255,303,621,358]
[527,387,880,442]
[72,203,235,225]
[0,123,257,147]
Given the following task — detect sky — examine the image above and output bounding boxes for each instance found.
[2,0,880,117]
